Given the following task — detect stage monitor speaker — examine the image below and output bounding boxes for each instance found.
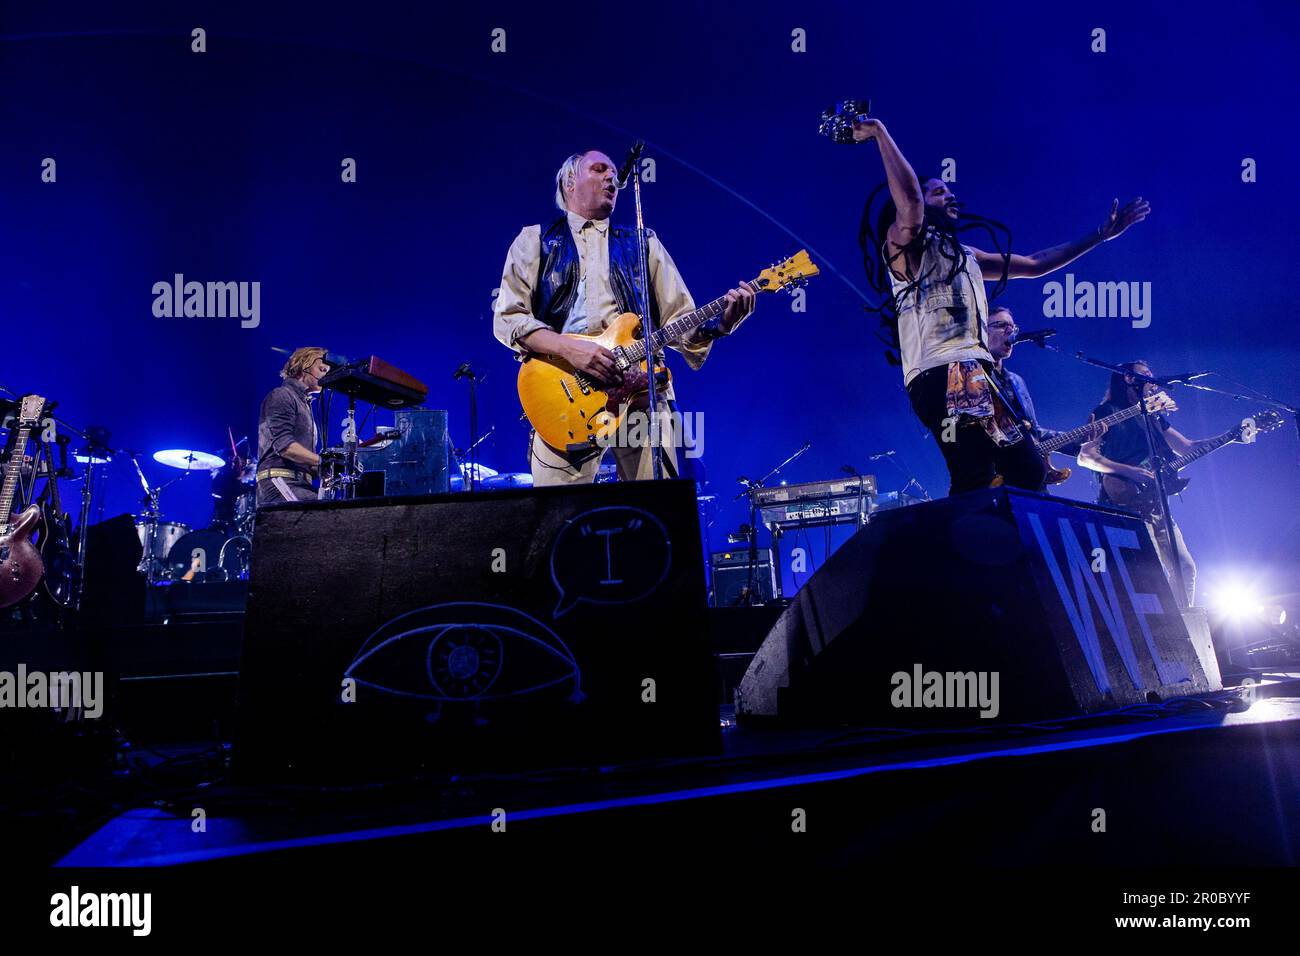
[236,479,719,780]
[736,488,1219,727]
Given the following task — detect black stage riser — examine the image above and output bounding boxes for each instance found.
[737,489,1219,726]
[236,480,719,781]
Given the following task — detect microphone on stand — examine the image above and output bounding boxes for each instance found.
[322,349,356,369]
[1010,328,1057,345]
[1155,370,1211,386]
[453,363,484,382]
[616,140,645,190]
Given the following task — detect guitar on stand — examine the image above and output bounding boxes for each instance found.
[37,426,79,607]
[1101,409,1285,517]
[0,395,48,610]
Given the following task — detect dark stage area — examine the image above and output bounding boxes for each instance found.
[49,691,1300,869]
[6,596,1300,870]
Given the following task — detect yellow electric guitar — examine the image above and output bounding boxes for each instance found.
[518,250,819,453]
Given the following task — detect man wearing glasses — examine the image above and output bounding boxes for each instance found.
[986,306,1104,486]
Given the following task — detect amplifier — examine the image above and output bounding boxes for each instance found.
[710,550,775,607]
[355,408,450,496]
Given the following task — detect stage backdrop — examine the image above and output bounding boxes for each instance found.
[3,0,1297,606]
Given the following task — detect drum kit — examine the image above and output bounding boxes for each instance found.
[131,443,257,585]
[126,434,673,585]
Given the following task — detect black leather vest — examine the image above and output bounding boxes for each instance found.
[531,215,660,333]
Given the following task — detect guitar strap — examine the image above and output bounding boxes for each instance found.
[989,365,1032,430]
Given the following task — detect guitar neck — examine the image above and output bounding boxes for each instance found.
[620,276,760,364]
[1040,402,1147,454]
[1168,429,1236,471]
[1,426,33,528]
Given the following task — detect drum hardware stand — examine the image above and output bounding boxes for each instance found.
[734,441,811,605]
[127,452,193,585]
[454,425,495,488]
[340,397,359,500]
[66,425,111,610]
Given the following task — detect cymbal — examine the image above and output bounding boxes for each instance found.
[482,472,532,489]
[73,452,111,464]
[154,448,225,471]
[459,462,499,480]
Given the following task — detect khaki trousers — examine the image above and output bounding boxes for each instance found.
[529,405,680,486]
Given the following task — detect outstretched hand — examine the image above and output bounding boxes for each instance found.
[1099,197,1151,241]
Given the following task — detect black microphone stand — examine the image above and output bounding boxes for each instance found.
[841,463,868,530]
[454,364,485,492]
[623,141,664,481]
[870,450,933,502]
[734,441,811,605]
[1143,371,1300,466]
[1029,341,1193,605]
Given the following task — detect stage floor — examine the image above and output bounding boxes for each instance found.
[54,677,1300,868]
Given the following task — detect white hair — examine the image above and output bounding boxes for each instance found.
[554,151,589,211]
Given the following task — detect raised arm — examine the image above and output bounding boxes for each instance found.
[971,197,1151,280]
[851,118,925,277]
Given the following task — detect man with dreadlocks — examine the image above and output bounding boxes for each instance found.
[851,116,1150,495]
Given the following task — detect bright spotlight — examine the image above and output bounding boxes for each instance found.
[1210,583,1262,620]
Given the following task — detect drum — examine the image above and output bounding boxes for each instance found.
[135,519,189,563]
[211,460,255,528]
[232,489,257,534]
[317,447,349,500]
[169,528,231,582]
[218,534,253,581]
[481,472,533,490]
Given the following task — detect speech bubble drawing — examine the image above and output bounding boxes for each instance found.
[550,506,672,618]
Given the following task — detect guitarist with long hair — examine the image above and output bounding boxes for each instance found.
[849,113,1149,495]
[1078,361,1208,604]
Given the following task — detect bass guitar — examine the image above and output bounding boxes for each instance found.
[518,251,819,453]
[0,395,48,609]
[1036,391,1177,485]
[1101,409,1284,515]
